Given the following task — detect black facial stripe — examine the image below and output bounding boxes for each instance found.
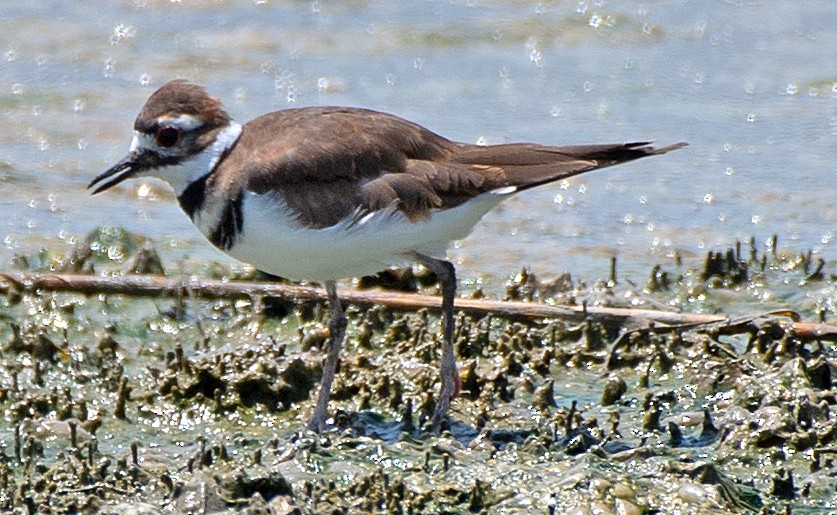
[209,190,244,250]
[136,148,182,169]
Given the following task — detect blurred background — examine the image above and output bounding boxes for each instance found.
[1,1,834,289]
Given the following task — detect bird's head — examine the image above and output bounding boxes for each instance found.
[89,80,240,195]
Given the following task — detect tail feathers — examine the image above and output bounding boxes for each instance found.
[450,141,687,192]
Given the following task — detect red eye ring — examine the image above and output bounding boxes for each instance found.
[156,126,181,148]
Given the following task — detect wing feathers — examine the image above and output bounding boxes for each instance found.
[361,173,442,220]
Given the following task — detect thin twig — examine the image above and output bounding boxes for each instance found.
[1,272,836,339]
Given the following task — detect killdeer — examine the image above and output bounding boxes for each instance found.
[90,80,686,432]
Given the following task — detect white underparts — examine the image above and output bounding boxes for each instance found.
[223,189,515,281]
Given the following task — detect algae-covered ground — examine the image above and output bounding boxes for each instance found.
[1,228,836,514]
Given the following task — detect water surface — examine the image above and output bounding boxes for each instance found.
[1,1,834,288]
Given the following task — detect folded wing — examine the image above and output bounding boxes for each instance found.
[230,107,685,227]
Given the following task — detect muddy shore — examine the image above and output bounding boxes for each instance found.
[1,229,836,513]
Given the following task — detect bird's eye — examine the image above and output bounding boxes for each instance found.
[156,126,181,148]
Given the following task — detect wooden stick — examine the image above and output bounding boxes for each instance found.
[2,272,836,339]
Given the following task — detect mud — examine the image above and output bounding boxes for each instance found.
[0,228,836,513]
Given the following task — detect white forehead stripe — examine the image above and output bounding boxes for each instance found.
[128,131,142,152]
[128,130,159,153]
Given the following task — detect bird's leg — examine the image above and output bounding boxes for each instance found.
[307,281,346,432]
[413,254,460,431]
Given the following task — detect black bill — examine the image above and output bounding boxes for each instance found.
[88,152,144,194]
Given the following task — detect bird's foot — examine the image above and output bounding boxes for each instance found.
[428,403,449,433]
[428,364,461,432]
[307,407,330,433]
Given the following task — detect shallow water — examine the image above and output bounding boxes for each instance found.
[1,1,834,291]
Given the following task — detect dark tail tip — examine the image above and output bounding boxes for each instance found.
[644,141,689,155]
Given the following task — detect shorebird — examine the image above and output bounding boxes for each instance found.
[90,80,686,432]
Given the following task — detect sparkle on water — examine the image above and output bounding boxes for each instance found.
[0,4,832,300]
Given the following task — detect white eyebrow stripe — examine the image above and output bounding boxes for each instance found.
[156,114,204,131]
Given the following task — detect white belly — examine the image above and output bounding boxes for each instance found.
[217,190,511,281]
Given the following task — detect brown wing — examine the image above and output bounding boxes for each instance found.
[225,107,456,227]
[222,106,686,227]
